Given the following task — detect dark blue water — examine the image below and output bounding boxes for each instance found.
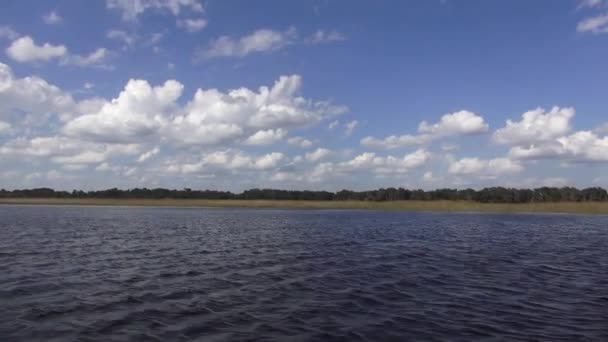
[1,206,607,341]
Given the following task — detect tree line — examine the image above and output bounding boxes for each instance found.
[1,186,607,203]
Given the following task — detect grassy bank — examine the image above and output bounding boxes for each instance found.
[1,198,608,214]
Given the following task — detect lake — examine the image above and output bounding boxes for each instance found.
[1,206,607,341]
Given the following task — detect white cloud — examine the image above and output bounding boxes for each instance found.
[0,136,139,165]
[43,11,63,25]
[0,121,11,134]
[441,143,459,152]
[595,122,608,134]
[493,106,575,146]
[147,32,164,45]
[448,157,523,177]
[169,74,345,146]
[64,79,183,143]
[579,0,604,8]
[0,62,76,124]
[177,18,207,32]
[287,136,313,148]
[361,134,429,149]
[361,110,487,149]
[328,120,339,129]
[53,73,344,150]
[557,131,608,162]
[0,26,19,40]
[106,0,203,21]
[307,30,345,44]
[6,36,67,62]
[577,13,608,33]
[542,177,570,187]
[243,128,287,146]
[107,30,137,48]
[496,107,608,164]
[418,110,489,136]
[96,162,116,172]
[340,149,430,174]
[305,148,332,162]
[137,147,160,162]
[62,48,109,68]
[170,150,285,174]
[24,170,64,185]
[345,120,358,135]
[62,164,87,171]
[198,27,297,59]
[84,82,95,89]
[509,142,565,160]
[5,36,108,68]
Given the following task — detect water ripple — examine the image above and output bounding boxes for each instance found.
[1,207,608,341]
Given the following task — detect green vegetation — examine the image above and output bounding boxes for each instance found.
[2,185,608,214]
[2,186,608,202]
[1,198,607,214]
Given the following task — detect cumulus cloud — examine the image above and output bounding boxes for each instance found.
[0,62,76,124]
[6,36,109,68]
[168,74,345,146]
[137,147,160,162]
[340,149,430,174]
[418,110,489,136]
[6,36,67,62]
[508,142,565,160]
[107,30,137,48]
[243,129,287,146]
[62,48,110,68]
[579,0,604,8]
[423,171,435,182]
[168,150,285,174]
[0,26,19,40]
[287,136,313,148]
[64,79,183,143]
[305,148,332,162]
[361,110,487,149]
[50,72,344,151]
[595,122,608,134]
[177,18,207,32]
[345,120,358,135]
[448,157,523,177]
[306,30,346,44]
[557,131,608,161]
[493,107,608,164]
[106,0,203,21]
[42,11,63,25]
[361,134,429,149]
[0,136,139,166]
[198,27,297,59]
[493,107,575,146]
[577,13,608,33]
[0,121,11,134]
[8,53,606,189]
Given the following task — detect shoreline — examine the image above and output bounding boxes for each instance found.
[1,198,608,215]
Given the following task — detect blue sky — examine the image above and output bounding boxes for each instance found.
[1,0,607,191]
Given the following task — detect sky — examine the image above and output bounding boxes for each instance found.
[0,0,608,191]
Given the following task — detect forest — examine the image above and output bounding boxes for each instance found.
[1,186,607,203]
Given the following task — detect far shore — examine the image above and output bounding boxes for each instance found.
[1,198,608,215]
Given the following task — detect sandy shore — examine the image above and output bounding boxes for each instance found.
[1,198,608,215]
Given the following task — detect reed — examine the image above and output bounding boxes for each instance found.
[2,198,608,215]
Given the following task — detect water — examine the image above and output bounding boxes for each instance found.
[1,206,607,341]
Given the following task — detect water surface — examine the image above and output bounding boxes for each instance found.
[1,206,607,341]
